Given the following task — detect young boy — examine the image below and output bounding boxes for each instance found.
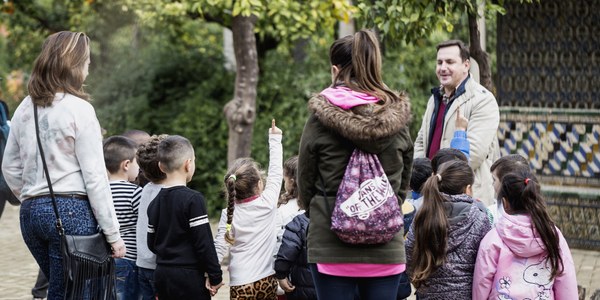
[147,135,223,299]
[135,134,168,300]
[103,135,143,300]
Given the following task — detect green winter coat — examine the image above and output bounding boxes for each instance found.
[298,93,413,264]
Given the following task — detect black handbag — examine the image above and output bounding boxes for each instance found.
[34,105,116,300]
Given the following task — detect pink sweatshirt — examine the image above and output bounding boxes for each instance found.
[473,211,578,300]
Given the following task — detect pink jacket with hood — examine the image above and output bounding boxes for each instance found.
[473,210,577,300]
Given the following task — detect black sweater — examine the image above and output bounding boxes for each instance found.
[147,186,222,285]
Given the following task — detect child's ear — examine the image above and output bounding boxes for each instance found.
[465,184,473,196]
[502,197,510,213]
[121,160,130,172]
[158,161,167,173]
[184,158,192,173]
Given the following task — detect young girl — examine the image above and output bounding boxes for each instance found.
[274,156,302,299]
[473,170,577,299]
[277,156,302,226]
[406,160,491,299]
[219,122,283,299]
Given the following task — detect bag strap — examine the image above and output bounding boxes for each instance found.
[33,105,64,235]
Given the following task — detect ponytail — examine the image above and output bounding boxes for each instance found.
[329,29,400,103]
[224,175,236,245]
[411,173,449,288]
[500,171,564,279]
[410,160,473,287]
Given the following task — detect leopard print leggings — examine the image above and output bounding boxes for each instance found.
[230,275,278,300]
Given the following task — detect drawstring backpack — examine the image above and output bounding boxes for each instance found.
[325,149,403,244]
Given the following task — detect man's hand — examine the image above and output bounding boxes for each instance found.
[278,278,295,293]
[455,106,469,131]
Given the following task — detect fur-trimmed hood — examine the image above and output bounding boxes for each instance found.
[307,91,411,153]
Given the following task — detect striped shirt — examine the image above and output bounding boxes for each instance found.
[110,180,142,260]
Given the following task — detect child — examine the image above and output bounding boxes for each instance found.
[147,135,223,299]
[274,208,316,300]
[135,134,168,300]
[408,157,433,211]
[406,160,491,299]
[219,122,283,299]
[490,154,529,198]
[275,156,303,251]
[431,147,468,174]
[473,170,577,299]
[104,135,143,300]
[277,156,302,231]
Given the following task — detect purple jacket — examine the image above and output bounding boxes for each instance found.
[406,193,491,300]
[473,211,578,299]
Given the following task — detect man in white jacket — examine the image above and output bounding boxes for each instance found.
[414,39,500,206]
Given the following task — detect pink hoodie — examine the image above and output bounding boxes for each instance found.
[320,86,380,109]
[473,210,578,300]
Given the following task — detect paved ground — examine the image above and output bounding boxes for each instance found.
[1,204,599,299]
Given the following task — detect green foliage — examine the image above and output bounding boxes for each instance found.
[355,0,531,42]
[122,0,355,44]
[91,22,234,214]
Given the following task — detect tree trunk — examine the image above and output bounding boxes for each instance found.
[468,11,493,93]
[223,15,259,166]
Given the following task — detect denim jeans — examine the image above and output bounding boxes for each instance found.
[310,264,401,300]
[20,196,99,300]
[116,258,139,300]
[138,267,157,300]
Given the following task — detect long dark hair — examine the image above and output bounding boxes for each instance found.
[499,170,564,279]
[223,157,262,244]
[410,160,474,287]
[329,29,400,103]
[278,156,298,207]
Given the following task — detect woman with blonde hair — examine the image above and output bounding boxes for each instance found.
[2,31,125,299]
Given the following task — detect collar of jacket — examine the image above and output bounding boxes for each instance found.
[307,91,411,142]
[430,74,471,105]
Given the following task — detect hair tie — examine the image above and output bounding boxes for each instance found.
[226,223,232,232]
[524,178,530,185]
[228,174,237,182]
[436,174,442,182]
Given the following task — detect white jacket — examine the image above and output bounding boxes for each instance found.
[414,77,500,205]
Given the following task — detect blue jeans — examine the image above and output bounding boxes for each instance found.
[116,258,139,300]
[20,196,99,300]
[138,267,157,300]
[310,264,401,300]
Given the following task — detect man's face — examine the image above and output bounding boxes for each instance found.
[436,45,470,92]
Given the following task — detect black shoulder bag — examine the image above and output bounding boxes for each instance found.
[34,105,116,300]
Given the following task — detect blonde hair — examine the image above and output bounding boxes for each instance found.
[28,31,91,106]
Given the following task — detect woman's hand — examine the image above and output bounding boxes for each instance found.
[110,239,126,258]
[270,119,283,135]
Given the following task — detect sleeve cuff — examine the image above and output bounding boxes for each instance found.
[453,130,467,139]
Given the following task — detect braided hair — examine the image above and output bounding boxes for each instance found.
[223,157,262,244]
